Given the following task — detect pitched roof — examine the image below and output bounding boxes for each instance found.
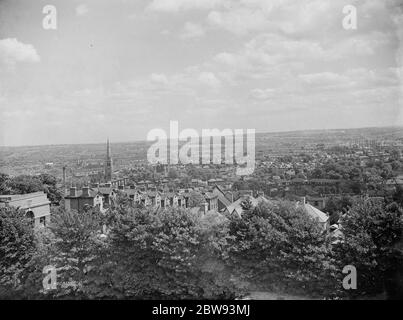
[226,195,260,217]
[303,203,328,223]
[212,187,231,207]
[203,192,218,200]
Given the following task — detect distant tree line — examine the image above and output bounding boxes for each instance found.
[0,173,62,205]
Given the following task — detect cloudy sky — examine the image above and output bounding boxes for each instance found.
[0,0,402,146]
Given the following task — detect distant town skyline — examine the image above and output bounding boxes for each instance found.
[0,124,401,148]
[0,0,402,146]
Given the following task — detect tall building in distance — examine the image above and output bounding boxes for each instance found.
[104,138,113,182]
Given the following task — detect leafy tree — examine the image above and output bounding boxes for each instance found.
[296,172,307,180]
[100,206,241,299]
[390,148,401,161]
[38,174,57,186]
[188,191,205,208]
[334,198,403,297]
[0,207,36,298]
[391,161,401,172]
[7,175,43,194]
[324,196,353,216]
[393,185,403,207]
[39,174,62,205]
[18,227,56,299]
[240,197,253,212]
[311,168,325,179]
[226,201,338,297]
[0,173,11,194]
[0,173,61,205]
[46,208,105,298]
[167,168,179,179]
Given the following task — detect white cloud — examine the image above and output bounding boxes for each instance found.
[76,4,89,16]
[210,30,391,84]
[150,73,169,85]
[203,0,398,38]
[0,38,40,67]
[329,32,390,58]
[207,8,268,35]
[1,0,400,145]
[198,72,221,88]
[212,34,327,79]
[250,88,276,100]
[298,72,350,87]
[180,22,205,39]
[147,0,225,12]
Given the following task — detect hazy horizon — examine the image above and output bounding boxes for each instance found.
[1,124,402,148]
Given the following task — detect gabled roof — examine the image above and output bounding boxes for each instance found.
[165,192,178,198]
[303,203,328,223]
[146,191,160,198]
[225,196,260,217]
[213,184,226,195]
[212,186,231,207]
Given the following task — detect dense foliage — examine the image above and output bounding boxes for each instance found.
[1,195,402,299]
[0,207,36,298]
[187,191,206,208]
[90,207,239,299]
[0,173,62,205]
[225,201,339,296]
[334,199,403,298]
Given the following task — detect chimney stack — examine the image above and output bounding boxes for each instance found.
[82,186,90,197]
[202,202,208,214]
[70,187,77,197]
[62,166,66,187]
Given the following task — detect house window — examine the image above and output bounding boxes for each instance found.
[26,211,35,227]
[39,216,46,227]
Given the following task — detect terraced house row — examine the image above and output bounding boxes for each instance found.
[64,183,224,214]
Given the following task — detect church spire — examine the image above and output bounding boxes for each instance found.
[106,137,110,159]
[105,138,113,182]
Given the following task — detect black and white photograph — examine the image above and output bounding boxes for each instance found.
[0,0,403,308]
